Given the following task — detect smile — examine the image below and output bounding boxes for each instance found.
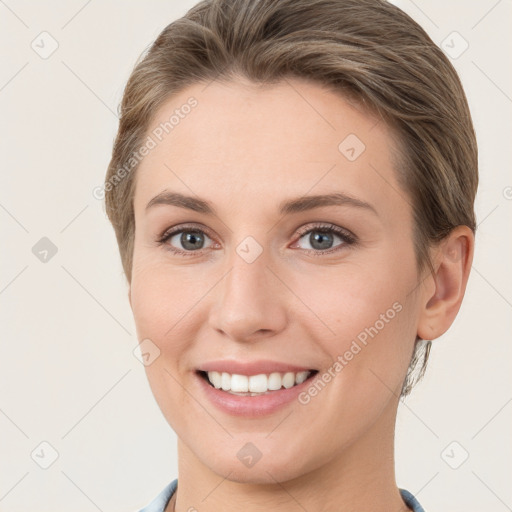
[194,360,320,416]
[199,370,318,396]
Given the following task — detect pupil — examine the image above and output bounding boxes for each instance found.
[311,231,333,250]
[181,231,204,250]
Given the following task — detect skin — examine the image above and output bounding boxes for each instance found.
[128,77,474,512]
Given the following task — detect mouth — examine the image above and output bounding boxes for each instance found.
[196,369,319,396]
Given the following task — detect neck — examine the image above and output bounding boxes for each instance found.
[170,398,409,512]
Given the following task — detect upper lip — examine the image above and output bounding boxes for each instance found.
[197,359,316,376]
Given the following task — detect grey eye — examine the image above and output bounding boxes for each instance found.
[297,230,344,251]
[168,230,212,251]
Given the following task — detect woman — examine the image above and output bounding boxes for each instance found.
[104,0,477,510]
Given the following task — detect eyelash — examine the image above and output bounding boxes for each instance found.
[157,222,357,257]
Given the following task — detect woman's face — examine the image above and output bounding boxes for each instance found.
[129,78,426,483]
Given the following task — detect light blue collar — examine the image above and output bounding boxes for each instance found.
[138,479,426,511]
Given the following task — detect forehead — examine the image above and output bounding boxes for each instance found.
[134,78,406,220]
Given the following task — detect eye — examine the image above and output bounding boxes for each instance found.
[157,222,356,257]
[292,223,356,255]
[158,224,216,256]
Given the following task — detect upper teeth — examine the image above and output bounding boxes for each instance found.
[206,371,311,393]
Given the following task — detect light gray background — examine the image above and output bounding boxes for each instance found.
[0,1,510,511]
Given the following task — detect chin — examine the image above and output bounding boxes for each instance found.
[205,453,310,485]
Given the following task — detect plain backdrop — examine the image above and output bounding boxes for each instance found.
[0,1,511,511]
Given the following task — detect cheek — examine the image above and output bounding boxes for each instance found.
[293,273,417,444]
[129,260,198,362]
[297,259,418,388]
[130,265,197,425]
[130,271,171,339]
[302,263,409,336]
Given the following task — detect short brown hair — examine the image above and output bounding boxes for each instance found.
[104,0,478,395]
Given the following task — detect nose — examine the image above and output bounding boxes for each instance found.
[208,249,288,343]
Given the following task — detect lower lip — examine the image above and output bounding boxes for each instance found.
[195,372,317,417]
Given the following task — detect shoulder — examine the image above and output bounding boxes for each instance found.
[137,478,178,512]
[136,481,424,512]
[399,488,427,512]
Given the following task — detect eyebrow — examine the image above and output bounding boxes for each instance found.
[145,190,378,216]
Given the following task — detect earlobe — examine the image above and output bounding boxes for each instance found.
[417,226,474,341]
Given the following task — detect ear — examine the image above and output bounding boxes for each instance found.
[417,225,475,341]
